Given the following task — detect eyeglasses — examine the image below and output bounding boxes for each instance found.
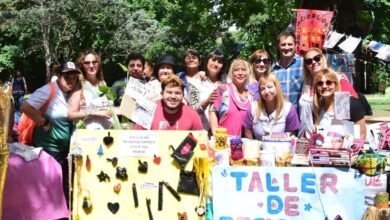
[316,80,334,87]
[63,74,78,82]
[254,58,270,65]
[304,54,321,65]
[83,60,98,66]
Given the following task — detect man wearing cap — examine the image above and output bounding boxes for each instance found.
[20,61,81,203]
[112,52,145,106]
[134,75,203,130]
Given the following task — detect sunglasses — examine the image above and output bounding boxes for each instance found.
[316,80,334,87]
[254,58,270,65]
[304,54,321,65]
[83,60,98,65]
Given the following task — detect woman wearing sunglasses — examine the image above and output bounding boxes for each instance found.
[298,47,359,139]
[247,49,273,100]
[243,74,300,139]
[68,49,113,129]
[313,68,366,139]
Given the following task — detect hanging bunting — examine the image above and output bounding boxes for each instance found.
[375,44,390,62]
[338,36,362,54]
[368,41,385,53]
[295,9,334,55]
[323,31,345,49]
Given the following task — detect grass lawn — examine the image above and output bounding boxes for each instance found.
[365,93,390,117]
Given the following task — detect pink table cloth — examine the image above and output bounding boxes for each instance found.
[2,151,69,220]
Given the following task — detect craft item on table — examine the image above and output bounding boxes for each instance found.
[153,154,161,165]
[177,212,188,220]
[374,192,389,209]
[107,202,119,214]
[86,155,91,171]
[230,138,244,161]
[97,171,110,182]
[106,157,118,167]
[132,183,139,208]
[259,149,275,167]
[146,198,153,220]
[334,92,350,120]
[215,128,228,149]
[170,132,198,168]
[113,183,121,193]
[97,144,104,156]
[195,176,206,217]
[378,122,390,150]
[242,139,261,159]
[295,138,309,154]
[207,138,216,159]
[357,152,387,176]
[138,160,148,173]
[199,143,207,151]
[158,182,163,211]
[177,170,200,195]
[308,133,325,148]
[205,197,213,220]
[193,157,210,197]
[214,148,230,166]
[103,132,114,147]
[163,181,181,201]
[290,154,310,166]
[116,167,128,180]
[262,136,292,167]
[82,193,93,213]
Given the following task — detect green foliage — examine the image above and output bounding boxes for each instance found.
[99,85,117,101]
[0,45,19,73]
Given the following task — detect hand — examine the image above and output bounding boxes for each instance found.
[92,110,112,119]
[208,90,218,103]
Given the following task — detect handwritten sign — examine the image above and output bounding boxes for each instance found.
[213,166,364,220]
[334,92,350,120]
[119,133,158,157]
[125,77,146,99]
[131,104,155,130]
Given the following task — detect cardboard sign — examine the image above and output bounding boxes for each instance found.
[213,166,364,219]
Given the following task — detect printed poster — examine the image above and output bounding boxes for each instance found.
[213,166,364,220]
[295,9,333,55]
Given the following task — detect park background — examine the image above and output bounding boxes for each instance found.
[0,0,389,114]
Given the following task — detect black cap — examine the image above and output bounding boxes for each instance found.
[155,54,176,71]
[60,61,81,74]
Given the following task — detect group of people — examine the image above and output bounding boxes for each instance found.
[16,30,371,204]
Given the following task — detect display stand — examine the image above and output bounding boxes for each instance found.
[71,129,208,219]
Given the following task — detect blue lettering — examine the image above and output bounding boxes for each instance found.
[267,195,283,214]
[230,172,248,191]
[301,173,315,194]
[266,173,279,192]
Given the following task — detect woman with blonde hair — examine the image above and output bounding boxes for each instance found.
[244,74,300,139]
[68,49,113,129]
[247,49,273,100]
[209,59,253,137]
[313,68,366,139]
[298,47,360,138]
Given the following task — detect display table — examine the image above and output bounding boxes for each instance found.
[2,151,68,220]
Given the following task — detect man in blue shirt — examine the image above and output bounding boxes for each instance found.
[272,31,304,108]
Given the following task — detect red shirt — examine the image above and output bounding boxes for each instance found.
[135,100,203,130]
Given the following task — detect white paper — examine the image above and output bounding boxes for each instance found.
[338,36,362,54]
[375,44,390,62]
[119,132,158,157]
[334,92,350,120]
[368,40,385,53]
[124,77,146,99]
[323,31,345,49]
[131,105,156,130]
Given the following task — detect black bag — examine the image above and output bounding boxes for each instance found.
[177,170,200,195]
[170,133,198,169]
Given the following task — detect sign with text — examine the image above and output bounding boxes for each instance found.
[295,9,333,55]
[119,133,158,157]
[213,166,364,220]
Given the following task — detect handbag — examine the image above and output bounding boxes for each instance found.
[170,132,198,169]
[18,83,56,145]
[177,170,200,195]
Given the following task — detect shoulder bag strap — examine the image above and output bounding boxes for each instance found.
[39,82,56,113]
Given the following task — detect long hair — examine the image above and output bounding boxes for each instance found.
[204,49,226,82]
[77,49,105,86]
[303,47,328,86]
[313,68,340,125]
[227,59,251,86]
[256,74,285,121]
[248,49,273,82]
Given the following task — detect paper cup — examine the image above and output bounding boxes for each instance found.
[259,150,275,167]
[214,149,230,166]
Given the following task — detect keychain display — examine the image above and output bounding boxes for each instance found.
[103,132,114,147]
[170,132,198,168]
[107,202,119,214]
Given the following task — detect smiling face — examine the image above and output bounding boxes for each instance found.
[278,36,296,58]
[58,72,79,92]
[161,86,183,111]
[260,80,277,103]
[128,59,144,79]
[253,53,270,79]
[82,54,99,79]
[158,64,174,82]
[231,62,249,88]
[206,57,223,79]
[316,75,336,100]
[304,50,325,77]
[184,53,200,70]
